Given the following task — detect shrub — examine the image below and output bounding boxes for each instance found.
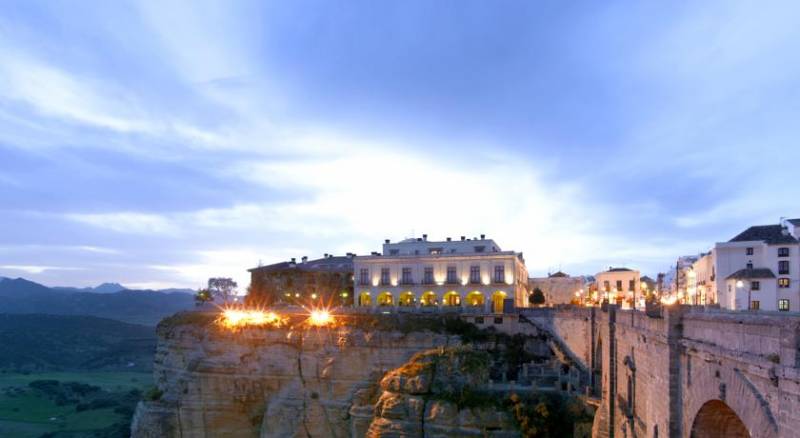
[144,387,163,401]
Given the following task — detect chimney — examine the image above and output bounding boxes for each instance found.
[291,257,296,263]
[480,234,485,239]
[385,239,390,244]
[423,234,428,241]
[460,236,465,241]
[446,237,452,242]
[301,256,308,263]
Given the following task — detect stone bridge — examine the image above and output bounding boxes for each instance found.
[522,305,800,438]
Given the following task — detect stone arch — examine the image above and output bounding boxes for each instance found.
[690,400,748,438]
[420,291,436,306]
[377,291,393,306]
[491,291,507,313]
[398,291,414,306]
[443,291,461,307]
[466,291,485,307]
[359,291,372,306]
[684,367,778,438]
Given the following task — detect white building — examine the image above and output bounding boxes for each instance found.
[529,272,585,306]
[595,267,642,309]
[712,219,800,311]
[353,235,529,313]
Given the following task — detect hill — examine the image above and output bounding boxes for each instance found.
[0,314,156,372]
[0,278,196,326]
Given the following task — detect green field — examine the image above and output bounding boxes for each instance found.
[0,371,151,438]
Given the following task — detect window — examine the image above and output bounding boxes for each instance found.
[474,245,485,253]
[779,261,790,275]
[779,247,790,257]
[429,247,443,255]
[494,265,505,283]
[616,280,623,291]
[423,267,434,285]
[750,300,760,310]
[603,281,610,292]
[779,278,790,288]
[751,281,760,291]
[380,268,390,285]
[359,269,369,285]
[779,299,790,311]
[746,247,754,255]
[401,267,413,285]
[746,262,753,270]
[389,249,399,255]
[629,280,636,291]
[446,266,458,284]
[470,265,481,284]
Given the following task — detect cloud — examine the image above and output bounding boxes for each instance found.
[0,265,84,274]
[65,212,178,235]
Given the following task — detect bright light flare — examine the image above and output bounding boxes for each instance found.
[307,309,334,327]
[218,308,284,329]
[660,295,678,306]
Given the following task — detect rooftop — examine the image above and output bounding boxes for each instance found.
[787,218,800,227]
[726,268,776,280]
[729,225,797,245]
[249,255,353,273]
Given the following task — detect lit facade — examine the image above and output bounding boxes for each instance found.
[353,235,529,313]
[595,267,641,308]
[528,272,585,305]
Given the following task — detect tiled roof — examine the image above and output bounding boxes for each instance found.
[787,218,800,226]
[726,268,776,280]
[729,225,797,244]
[249,256,353,273]
[607,267,633,272]
[549,271,569,278]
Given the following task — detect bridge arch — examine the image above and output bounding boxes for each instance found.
[690,400,748,438]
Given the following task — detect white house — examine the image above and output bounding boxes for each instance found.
[529,272,585,306]
[712,219,800,311]
[353,235,529,313]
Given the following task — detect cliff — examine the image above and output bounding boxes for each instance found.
[131,312,592,437]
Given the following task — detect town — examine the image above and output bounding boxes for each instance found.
[242,217,800,314]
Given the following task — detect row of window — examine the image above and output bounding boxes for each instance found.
[602,279,637,292]
[744,260,791,275]
[746,247,792,257]
[749,300,791,311]
[741,278,792,290]
[387,245,494,256]
[359,265,506,285]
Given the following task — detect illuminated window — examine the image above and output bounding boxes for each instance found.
[628,280,635,291]
[603,281,610,292]
[750,300,760,310]
[429,247,443,255]
[616,280,623,291]
[779,278,790,288]
[779,299,790,311]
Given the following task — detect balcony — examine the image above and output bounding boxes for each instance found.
[445,278,460,285]
[399,279,415,286]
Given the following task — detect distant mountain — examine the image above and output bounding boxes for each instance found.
[0,314,156,372]
[51,281,193,294]
[0,277,196,326]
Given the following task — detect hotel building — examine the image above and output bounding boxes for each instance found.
[353,235,529,313]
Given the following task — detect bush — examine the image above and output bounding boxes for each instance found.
[144,387,163,401]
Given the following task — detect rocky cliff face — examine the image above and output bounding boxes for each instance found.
[131,313,460,437]
[131,313,591,437]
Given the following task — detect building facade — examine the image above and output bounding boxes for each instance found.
[594,267,642,308]
[528,272,585,305]
[246,254,354,307]
[353,235,529,313]
[712,219,800,311]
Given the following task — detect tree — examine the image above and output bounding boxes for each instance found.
[194,288,213,305]
[207,278,238,303]
[529,288,546,306]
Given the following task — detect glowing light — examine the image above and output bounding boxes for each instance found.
[311,293,318,299]
[736,280,744,288]
[341,292,349,297]
[661,295,678,305]
[219,308,284,329]
[308,309,333,326]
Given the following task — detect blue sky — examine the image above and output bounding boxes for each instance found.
[1,0,799,289]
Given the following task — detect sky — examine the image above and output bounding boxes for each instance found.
[1,0,799,290]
